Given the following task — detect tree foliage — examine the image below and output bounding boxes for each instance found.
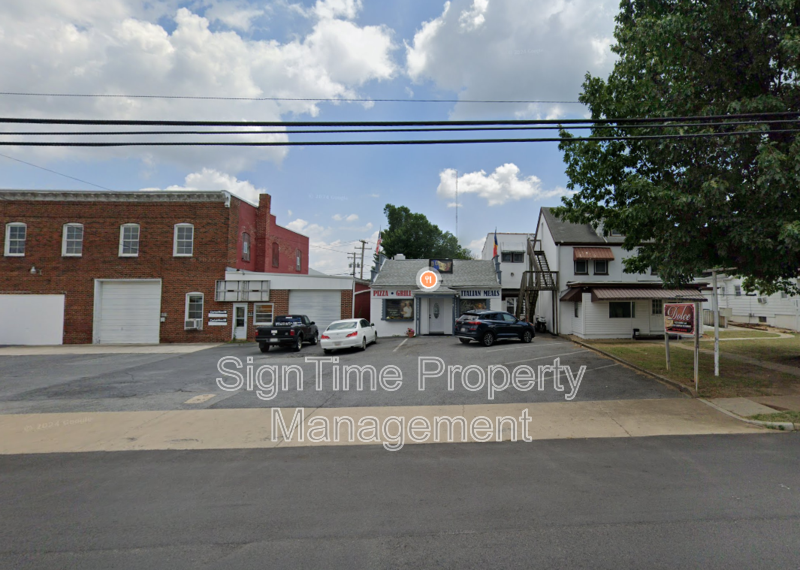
[380,204,472,260]
[554,0,800,293]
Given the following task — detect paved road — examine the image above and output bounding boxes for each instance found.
[0,336,678,414]
[1,433,798,569]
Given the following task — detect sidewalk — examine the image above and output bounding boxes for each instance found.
[0,344,222,356]
[0,398,766,455]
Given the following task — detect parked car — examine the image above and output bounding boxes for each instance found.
[455,310,535,347]
[320,318,377,354]
[256,315,319,353]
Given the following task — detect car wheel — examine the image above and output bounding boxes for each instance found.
[481,332,495,347]
[372,332,378,345]
[310,332,319,345]
[259,342,269,353]
[459,338,471,345]
[522,330,533,344]
[360,337,367,351]
[294,335,303,352]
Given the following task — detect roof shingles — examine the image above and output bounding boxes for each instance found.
[372,259,500,288]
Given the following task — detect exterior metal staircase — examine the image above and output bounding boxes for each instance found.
[515,238,559,324]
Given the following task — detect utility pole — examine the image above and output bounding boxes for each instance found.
[358,239,368,280]
[455,169,458,240]
[348,252,358,318]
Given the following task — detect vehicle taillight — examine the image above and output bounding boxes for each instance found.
[321,334,330,340]
[346,331,358,338]
[464,321,480,325]
[289,330,295,336]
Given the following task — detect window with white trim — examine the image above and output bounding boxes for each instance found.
[119,224,140,257]
[62,223,84,257]
[174,224,194,256]
[594,260,608,275]
[4,223,27,257]
[253,303,274,326]
[652,299,663,315]
[242,233,250,262]
[574,260,588,275]
[185,293,204,320]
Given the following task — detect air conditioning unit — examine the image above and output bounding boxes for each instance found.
[184,319,203,330]
[757,297,768,305]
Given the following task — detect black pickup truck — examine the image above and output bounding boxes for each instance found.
[255,315,319,353]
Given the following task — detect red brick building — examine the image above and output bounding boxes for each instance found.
[0,190,354,345]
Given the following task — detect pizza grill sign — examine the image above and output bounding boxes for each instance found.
[664,303,695,335]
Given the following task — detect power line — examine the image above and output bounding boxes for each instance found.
[0,111,797,127]
[0,151,111,190]
[310,244,352,254]
[3,118,799,136]
[0,91,583,105]
[1,128,796,147]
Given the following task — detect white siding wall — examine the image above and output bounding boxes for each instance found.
[580,299,651,339]
[371,292,415,337]
[700,277,800,331]
[534,215,558,330]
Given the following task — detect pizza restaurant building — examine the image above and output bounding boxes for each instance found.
[370,258,503,337]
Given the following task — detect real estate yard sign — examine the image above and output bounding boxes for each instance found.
[664,303,695,334]
[663,302,701,393]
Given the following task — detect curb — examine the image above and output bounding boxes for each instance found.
[698,399,798,432]
[569,338,697,398]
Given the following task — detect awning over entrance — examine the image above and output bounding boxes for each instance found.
[573,247,615,261]
[590,288,707,302]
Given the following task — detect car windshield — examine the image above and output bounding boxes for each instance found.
[327,322,357,331]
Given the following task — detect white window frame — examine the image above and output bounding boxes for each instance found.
[242,232,250,262]
[652,299,663,315]
[173,223,194,257]
[253,303,275,326]
[119,224,140,257]
[185,292,204,321]
[4,222,27,257]
[62,223,84,257]
[574,260,588,275]
[594,260,608,275]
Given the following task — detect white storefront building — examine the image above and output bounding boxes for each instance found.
[533,208,707,339]
[371,258,503,337]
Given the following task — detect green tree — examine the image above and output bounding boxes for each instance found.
[379,204,472,260]
[555,0,800,294]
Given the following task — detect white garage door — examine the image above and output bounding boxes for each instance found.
[96,280,162,344]
[0,294,65,345]
[289,290,342,332]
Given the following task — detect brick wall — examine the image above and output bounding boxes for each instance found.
[1,195,239,344]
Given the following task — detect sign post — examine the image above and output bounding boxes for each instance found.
[665,302,698,391]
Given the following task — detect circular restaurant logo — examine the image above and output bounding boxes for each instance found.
[416,267,441,292]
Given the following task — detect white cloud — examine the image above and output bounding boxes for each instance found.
[437,164,570,206]
[313,0,362,20]
[0,0,396,171]
[405,0,617,118]
[467,236,487,258]
[333,213,359,222]
[285,218,328,237]
[143,167,265,204]
[204,1,267,31]
[459,0,489,31]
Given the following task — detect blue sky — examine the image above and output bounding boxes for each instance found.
[0,0,619,274]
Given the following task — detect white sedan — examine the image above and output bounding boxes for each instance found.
[321,318,377,354]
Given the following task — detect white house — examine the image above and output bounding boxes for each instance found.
[480,232,535,314]
[533,208,707,339]
[371,258,503,337]
[698,274,800,331]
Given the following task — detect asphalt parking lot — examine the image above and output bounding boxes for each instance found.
[0,335,680,414]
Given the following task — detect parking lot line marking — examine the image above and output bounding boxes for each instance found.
[393,339,409,352]
[505,350,587,365]
[487,343,562,352]
[184,394,216,405]
[585,363,619,372]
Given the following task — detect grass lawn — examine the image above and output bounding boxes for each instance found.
[748,411,800,424]
[578,339,799,398]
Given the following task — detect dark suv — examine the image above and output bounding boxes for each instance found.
[455,310,535,347]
